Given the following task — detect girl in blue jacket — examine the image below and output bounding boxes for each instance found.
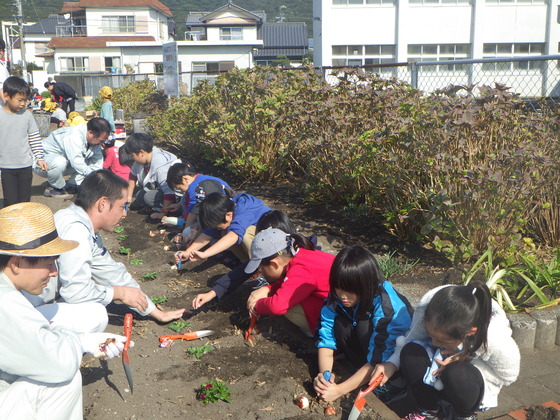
[314,245,412,403]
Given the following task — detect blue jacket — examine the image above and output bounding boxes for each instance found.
[186,174,231,213]
[317,280,413,365]
[203,193,271,243]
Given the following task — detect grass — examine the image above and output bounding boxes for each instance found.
[142,272,158,280]
[377,250,419,279]
[113,226,125,233]
[130,259,143,265]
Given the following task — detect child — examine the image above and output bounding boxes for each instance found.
[371,283,520,420]
[98,86,115,133]
[66,111,86,126]
[50,102,67,128]
[313,246,412,403]
[175,191,271,265]
[192,210,302,309]
[245,227,335,336]
[164,162,234,245]
[102,137,130,181]
[123,133,181,212]
[0,76,48,206]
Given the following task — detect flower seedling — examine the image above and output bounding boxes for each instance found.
[142,272,158,280]
[113,226,125,233]
[151,296,169,304]
[168,321,191,333]
[117,235,128,240]
[130,259,144,265]
[196,380,232,404]
[118,246,131,255]
[188,344,214,359]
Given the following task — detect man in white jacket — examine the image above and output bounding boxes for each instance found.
[0,202,128,419]
[34,117,109,197]
[53,169,186,323]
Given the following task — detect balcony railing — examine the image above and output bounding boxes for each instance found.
[56,25,87,37]
[184,31,207,41]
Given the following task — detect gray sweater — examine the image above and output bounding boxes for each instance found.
[0,107,42,169]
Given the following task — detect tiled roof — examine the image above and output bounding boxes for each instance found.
[260,23,308,48]
[24,15,58,35]
[61,0,172,17]
[186,3,266,25]
[49,36,155,48]
[253,48,308,58]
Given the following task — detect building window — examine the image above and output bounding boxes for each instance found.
[193,61,235,74]
[408,44,470,72]
[60,57,89,72]
[333,0,396,5]
[220,27,243,40]
[482,43,545,71]
[105,57,121,73]
[486,0,544,4]
[409,0,471,4]
[102,16,135,33]
[332,44,396,70]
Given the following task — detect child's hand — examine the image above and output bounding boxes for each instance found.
[37,159,49,171]
[189,250,206,261]
[370,362,396,385]
[174,251,187,264]
[313,373,341,402]
[247,287,270,316]
[432,351,466,376]
[192,291,217,309]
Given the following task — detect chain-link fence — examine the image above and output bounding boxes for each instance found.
[322,55,560,107]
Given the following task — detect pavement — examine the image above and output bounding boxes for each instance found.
[2,173,560,419]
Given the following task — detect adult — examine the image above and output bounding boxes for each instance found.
[34,117,109,197]
[0,202,128,419]
[44,80,78,113]
[53,169,186,323]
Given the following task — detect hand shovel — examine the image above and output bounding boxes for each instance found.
[158,330,215,342]
[347,373,384,420]
[122,313,134,394]
[244,314,258,347]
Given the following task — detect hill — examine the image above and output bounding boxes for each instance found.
[1,0,312,36]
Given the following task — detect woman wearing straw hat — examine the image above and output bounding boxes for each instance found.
[0,202,130,419]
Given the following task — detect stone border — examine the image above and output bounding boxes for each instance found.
[507,305,560,352]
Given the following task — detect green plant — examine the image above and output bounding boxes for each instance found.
[40,90,51,99]
[196,380,232,404]
[130,259,144,265]
[168,321,191,333]
[87,96,103,113]
[141,272,158,280]
[188,344,214,359]
[377,251,419,279]
[117,235,128,240]
[118,246,131,255]
[151,296,168,304]
[113,226,125,233]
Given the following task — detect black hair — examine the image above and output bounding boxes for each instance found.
[75,169,128,210]
[259,229,315,268]
[197,192,235,230]
[3,76,30,98]
[256,210,296,234]
[166,162,197,187]
[87,117,111,137]
[123,133,154,154]
[44,81,55,88]
[118,145,135,167]
[327,246,384,318]
[0,254,53,271]
[0,38,5,50]
[424,282,492,356]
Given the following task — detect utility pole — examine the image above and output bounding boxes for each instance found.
[15,0,28,81]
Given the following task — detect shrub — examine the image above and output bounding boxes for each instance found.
[112,80,167,125]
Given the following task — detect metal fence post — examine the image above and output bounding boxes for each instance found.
[410,62,418,89]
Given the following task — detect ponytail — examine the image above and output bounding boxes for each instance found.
[290,232,315,251]
[424,282,492,355]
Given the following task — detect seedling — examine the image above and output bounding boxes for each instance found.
[142,272,158,280]
[188,344,214,359]
[196,380,232,404]
[151,296,169,304]
[118,246,131,255]
[113,226,125,233]
[117,235,128,240]
[130,259,144,265]
[168,321,191,333]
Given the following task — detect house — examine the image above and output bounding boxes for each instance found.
[254,22,310,66]
[46,0,172,75]
[313,0,560,95]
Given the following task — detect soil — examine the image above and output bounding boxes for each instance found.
[80,179,460,420]
[525,406,560,420]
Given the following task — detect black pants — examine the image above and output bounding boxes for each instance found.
[400,342,484,417]
[0,166,33,207]
[334,313,373,369]
[60,98,76,113]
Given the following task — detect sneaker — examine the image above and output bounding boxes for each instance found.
[402,410,440,420]
[249,277,269,290]
[44,186,71,198]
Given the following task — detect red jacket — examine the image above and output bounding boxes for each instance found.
[255,248,335,333]
[103,146,130,181]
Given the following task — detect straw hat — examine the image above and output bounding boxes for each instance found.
[0,203,78,257]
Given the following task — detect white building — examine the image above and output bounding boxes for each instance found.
[313,0,560,95]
